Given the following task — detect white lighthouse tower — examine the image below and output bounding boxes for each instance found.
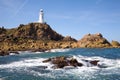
[38,9,44,23]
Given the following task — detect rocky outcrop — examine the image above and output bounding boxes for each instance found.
[0,51,9,56]
[0,23,78,56]
[14,23,64,41]
[0,23,120,56]
[43,56,83,69]
[42,56,101,69]
[0,50,20,56]
[111,40,120,48]
[78,33,111,48]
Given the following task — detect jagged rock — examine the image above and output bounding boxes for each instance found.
[78,33,111,48]
[43,56,83,69]
[111,40,120,47]
[69,58,83,67]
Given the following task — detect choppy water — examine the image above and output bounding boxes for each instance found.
[0,48,120,80]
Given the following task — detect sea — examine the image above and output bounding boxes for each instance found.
[0,48,120,80]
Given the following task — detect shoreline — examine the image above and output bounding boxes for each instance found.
[0,46,120,56]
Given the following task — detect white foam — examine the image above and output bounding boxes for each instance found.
[18,51,32,54]
[35,52,43,54]
[72,55,120,69]
[9,53,16,55]
[0,54,120,74]
[47,48,71,52]
[0,58,52,69]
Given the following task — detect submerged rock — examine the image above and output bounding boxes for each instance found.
[43,56,83,69]
[42,56,102,69]
[90,60,99,66]
[43,58,51,63]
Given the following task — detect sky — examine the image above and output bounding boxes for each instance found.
[0,0,120,41]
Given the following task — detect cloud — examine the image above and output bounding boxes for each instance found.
[14,0,29,16]
[0,0,28,16]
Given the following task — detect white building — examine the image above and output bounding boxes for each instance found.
[38,9,44,23]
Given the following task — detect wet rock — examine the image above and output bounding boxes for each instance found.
[0,51,9,56]
[43,58,51,63]
[43,56,83,69]
[90,60,99,66]
[69,58,83,67]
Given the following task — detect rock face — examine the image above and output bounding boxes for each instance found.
[78,33,111,48]
[0,23,78,56]
[14,23,64,41]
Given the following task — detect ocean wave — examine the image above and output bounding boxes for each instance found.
[0,58,52,69]
[75,55,120,69]
[46,48,71,53]
[0,55,120,69]
[0,55,120,80]
[0,55,120,74]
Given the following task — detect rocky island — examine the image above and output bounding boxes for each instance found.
[0,23,77,56]
[0,22,120,56]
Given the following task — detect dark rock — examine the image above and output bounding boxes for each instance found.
[69,58,79,67]
[43,58,51,63]
[0,51,9,56]
[90,60,99,66]
[56,61,68,68]
[43,56,83,69]
[77,63,83,67]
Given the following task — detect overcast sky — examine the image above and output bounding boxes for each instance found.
[0,0,120,41]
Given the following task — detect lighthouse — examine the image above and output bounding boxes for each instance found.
[38,9,44,23]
